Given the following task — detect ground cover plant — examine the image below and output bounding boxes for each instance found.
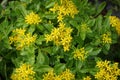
[0,0,120,80]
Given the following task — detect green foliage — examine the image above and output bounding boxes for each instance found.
[0,0,120,80]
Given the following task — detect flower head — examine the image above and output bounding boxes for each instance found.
[50,0,78,22]
[11,63,35,80]
[109,16,120,35]
[42,69,74,80]
[25,12,41,25]
[43,70,55,80]
[95,60,120,80]
[83,76,91,80]
[9,28,36,50]
[109,16,119,27]
[73,47,88,61]
[45,22,73,52]
[101,33,112,44]
[59,69,75,80]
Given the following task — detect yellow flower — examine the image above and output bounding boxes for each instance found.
[73,47,88,61]
[54,76,61,80]
[25,12,41,25]
[42,69,74,80]
[49,3,59,13]
[45,22,73,52]
[109,16,119,27]
[102,33,112,44]
[95,60,120,80]
[57,14,64,22]
[11,63,35,80]
[83,76,91,80]
[109,16,120,35]
[50,0,78,22]
[63,44,70,52]
[43,70,55,80]
[9,28,36,50]
[59,69,75,80]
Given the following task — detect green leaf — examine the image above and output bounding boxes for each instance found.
[54,63,66,74]
[102,17,110,33]
[36,35,45,45]
[45,2,55,8]
[20,46,36,65]
[85,46,93,53]
[104,44,110,51]
[88,19,95,27]
[27,25,35,34]
[80,68,97,74]
[35,65,53,73]
[44,13,57,19]
[41,47,52,54]
[36,49,49,65]
[96,2,106,16]
[0,4,2,13]
[75,60,83,71]
[89,48,101,56]
[80,31,86,41]
[69,20,78,28]
[43,23,54,32]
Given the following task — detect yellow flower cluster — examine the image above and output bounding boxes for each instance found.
[83,76,91,80]
[50,0,79,22]
[43,69,75,80]
[109,16,120,35]
[73,47,88,61]
[45,22,73,52]
[25,12,41,24]
[95,60,120,80]
[9,28,36,50]
[101,33,112,44]
[43,70,55,80]
[60,69,75,80]
[11,63,35,80]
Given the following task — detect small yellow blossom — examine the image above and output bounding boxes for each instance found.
[109,16,120,35]
[54,76,61,80]
[11,63,35,80]
[83,76,91,80]
[73,47,88,61]
[102,33,112,44]
[43,70,55,80]
[49,3,59,13]
[50,0,78,22]
[59,69,75,80]
[95,60,120,80]
[9,28,36,50]
[25,12,41,25]
[45,22,73,52]
[109,16,119,27]
[42,69,74,80]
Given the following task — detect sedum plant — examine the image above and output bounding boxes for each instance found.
[0,0,120,80]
